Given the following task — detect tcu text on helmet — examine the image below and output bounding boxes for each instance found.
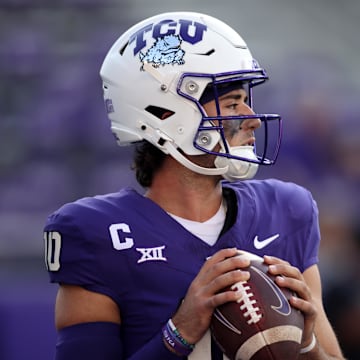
[129,19,207,56]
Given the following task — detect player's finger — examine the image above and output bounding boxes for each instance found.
[274,275,311,304]
[207,285,245,308]
[289,295,316,317]
[201,249,250,280]
[205,248,239,264]
[263,255,290,266]
[267,262,302,281]
[205,268,250,297]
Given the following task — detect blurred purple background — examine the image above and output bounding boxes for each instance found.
[0,1,359,359]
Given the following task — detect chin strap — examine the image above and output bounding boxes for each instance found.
[163,140,228,176]
[137,120,226,176]
[164,139,258,180]
[138,120,256,180]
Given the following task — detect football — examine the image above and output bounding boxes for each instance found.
[210,251,304,360]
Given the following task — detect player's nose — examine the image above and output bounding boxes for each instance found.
[239,103,261,130]
[240,117,261,131]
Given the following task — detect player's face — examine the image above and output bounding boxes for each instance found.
[202,88,261,147]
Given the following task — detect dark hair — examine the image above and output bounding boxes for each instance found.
[132,141,166,187]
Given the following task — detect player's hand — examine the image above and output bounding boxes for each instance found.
[171,248,250,345]
[264,255,317,349]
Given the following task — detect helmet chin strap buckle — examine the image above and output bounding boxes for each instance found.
[137,121,173,148]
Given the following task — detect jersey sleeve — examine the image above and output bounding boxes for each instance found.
[44,207,98,285]
[301,192,321,271]
[43,202,120,303]
[273,180,321,273]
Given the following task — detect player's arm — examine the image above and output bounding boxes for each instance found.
[301,265,345,359]
[55,285,183,360]
[54,284,123,359]
[265,257,345,359]
[46,217,205,359]
[55,284,121,329]
[54,248,251,360]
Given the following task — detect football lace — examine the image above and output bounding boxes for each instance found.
[232,281,262,325]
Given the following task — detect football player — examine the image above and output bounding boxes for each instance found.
[44,11,344,359]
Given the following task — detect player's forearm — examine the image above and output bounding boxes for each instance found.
[300,349,346,360]
[55,322,182,360]
[127,331,183,360]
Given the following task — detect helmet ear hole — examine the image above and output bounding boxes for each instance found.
[145,105,175,120]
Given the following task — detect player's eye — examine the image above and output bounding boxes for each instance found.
[226,103,238,110]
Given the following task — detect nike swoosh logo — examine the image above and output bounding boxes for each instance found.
[251,265,291,316]
[253,234,280,249]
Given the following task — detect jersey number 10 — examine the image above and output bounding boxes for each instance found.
[44,231,62,271]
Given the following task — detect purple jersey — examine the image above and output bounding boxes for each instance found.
[44,179,320,358]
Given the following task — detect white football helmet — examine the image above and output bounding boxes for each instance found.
[100,12,282,180]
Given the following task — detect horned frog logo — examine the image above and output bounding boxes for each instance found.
[139,34,185,71]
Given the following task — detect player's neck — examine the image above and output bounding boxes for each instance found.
[145,158,223,222]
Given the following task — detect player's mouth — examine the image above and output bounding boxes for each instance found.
[241,137,256,146]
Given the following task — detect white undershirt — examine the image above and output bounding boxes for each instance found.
[168,201,227,246]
